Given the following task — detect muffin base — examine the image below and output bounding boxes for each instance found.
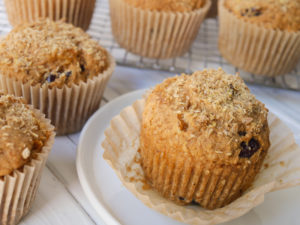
[140,146,267,209]
[4,0,95,30]
[0,107,55,225]
[103,98,300,225]
[0,56,115,135]
[109,0,211,59]
[218,0,300,77]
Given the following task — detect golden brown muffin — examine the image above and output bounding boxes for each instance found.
[0,19,109,88]
[124,0,206,12]
[140,69,270,209]
[4,0,95,31]
[225,0,300,32]
[0,93,50,176]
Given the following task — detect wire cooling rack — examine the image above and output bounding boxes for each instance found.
[0,0,299,91]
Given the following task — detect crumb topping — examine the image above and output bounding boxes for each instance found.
[124,0,206,12]
[225,0,300,32]
[141,69,270,165]
[0,19,109,88]
[0,93,49,176]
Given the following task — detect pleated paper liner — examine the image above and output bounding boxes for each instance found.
[0,56,115,136]
[140,144,266,210]
[0,107,55,225]
[109,0,211,59]
[4,0,95,30]
[102,98,300,225]
[218,0,300,77]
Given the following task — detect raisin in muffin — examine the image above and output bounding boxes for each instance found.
[218,0,300,76]
[0,19,115,135]
[110,0,211,58]
[140,69,270,209]
[0,93,55,224]
[4,0,96,30]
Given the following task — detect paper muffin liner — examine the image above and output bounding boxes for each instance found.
[102,98,300,225]
[140,144,266,210]
[4,0,96,30]
[109,0,211,59]
[0,56,115,136]
[218,0,300,77]
[0,107,55,225]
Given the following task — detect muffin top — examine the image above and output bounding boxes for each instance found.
[0,19,109,88]
[141,69,270,166]
[225,0,300,32]
[124,0,206,12]
[0,93,50,176]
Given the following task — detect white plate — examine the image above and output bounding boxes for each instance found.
[77,89,300,225]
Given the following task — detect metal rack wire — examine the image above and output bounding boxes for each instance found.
[0,0,299,91]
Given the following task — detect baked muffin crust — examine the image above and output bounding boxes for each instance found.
[225,0,300,31]
[124,0,206,12]
[142,69,269,165]
[140,69,270,209]
[0,19,109,88]
[0,93,50,176]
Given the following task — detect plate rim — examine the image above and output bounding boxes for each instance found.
[76,89,146,225]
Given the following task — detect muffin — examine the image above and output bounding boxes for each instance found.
[0,19,115,135]
[4,0,95,30]
[0,93,55,224]
[218,0,300,76]
[110,0,211,59]
[140,69,270,209]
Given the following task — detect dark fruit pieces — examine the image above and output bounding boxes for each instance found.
[239,138,260,158]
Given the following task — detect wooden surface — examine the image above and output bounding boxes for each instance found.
[15,65,300,225]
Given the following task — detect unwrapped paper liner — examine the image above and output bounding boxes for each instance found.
[109,0,211,59]
[0,55,115,135]
[0,107,55,225]
[4,0,95,30]
[102,98,300,225]
[218,0,300,77]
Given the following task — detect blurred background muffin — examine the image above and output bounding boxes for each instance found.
[140,69,270,209]
[4,0,96,30]
[110,0,211,59]
[0,93,55,224]
[0,19,115,135]
[124,0,206,11]
[218,0,300,77]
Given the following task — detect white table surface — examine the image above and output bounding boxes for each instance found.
[18,65,300,225]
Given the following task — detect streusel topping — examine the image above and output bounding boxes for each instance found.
[124,0,206,12]
[142,69,269,164]
[0,93,49,176]
[225,0,300,31]
[0,19,109,88]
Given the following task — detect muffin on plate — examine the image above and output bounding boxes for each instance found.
[4,0,95,30]
[218,0,300,77]
[0,93,55,225]
[140,68,270,209]
[0,19,115,135]
[110,0,211,59]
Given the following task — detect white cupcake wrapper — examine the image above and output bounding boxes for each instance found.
[4,0,95,30]
[0,56,115,135]
[102,98,300,225]
[0,107,55,225]
[110,0,211,59]
[218,0,300,77]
